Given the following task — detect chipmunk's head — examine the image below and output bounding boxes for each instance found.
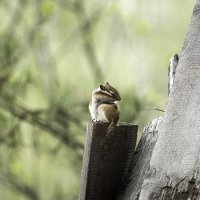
[93,82,121,102]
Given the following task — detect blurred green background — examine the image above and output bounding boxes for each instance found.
[0,0,195,199]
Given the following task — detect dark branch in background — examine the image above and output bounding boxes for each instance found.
[0,93,84,156]
[0,1,94,199]
[0,1,85,156]
[0,172,40,200]
[73,0,104,84]
[49,1,105,70]
[5,1,26,34]
[27,0,59,103]
[0,125,17,144]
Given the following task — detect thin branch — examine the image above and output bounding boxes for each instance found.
[27,0,59,102]
[141,108,165,112]
[0,125,17,144]
[73,0,103,84]
[0,93,84,156]
[0,172,40,200]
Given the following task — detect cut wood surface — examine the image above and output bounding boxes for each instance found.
[79,121,138,200]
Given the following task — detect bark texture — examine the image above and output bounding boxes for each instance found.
[119,117,162,200]
[138,1,200,199]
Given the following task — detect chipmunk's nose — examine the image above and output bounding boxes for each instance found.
[117,96,121,101]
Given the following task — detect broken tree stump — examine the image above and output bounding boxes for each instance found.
[79,121,138,200]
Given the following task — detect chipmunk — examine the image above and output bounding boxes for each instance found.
[89,82,121,135]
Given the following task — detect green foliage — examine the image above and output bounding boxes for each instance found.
[40,0,57,19]
[0,0,195,199]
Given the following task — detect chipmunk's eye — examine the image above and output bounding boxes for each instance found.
[100,85,105,90]
[109,91,115,95]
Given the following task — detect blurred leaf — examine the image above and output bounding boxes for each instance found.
[40,0,57,19]
[135,19,151,34]
[9,161,22,177]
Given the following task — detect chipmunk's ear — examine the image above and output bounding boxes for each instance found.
[105,82,110,85]
[99,84,105,90]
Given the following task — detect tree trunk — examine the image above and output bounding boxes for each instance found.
[121,1,200,199]
[138,0,200,199]
[119,117,162,200]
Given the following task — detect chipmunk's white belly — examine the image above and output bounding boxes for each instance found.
[89,103,95,119]
[97,109,108,122]
[89,101,109,122]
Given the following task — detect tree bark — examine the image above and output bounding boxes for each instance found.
[120,52,179,200]
[119,117,162,200]
[137,1,200,199]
